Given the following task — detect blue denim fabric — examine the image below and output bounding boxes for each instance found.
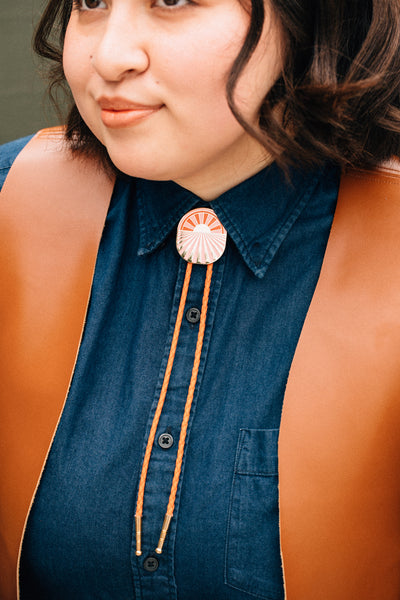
[0,134,34,187]
[1,137,339,599]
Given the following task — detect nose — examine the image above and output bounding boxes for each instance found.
[91,8,150,82]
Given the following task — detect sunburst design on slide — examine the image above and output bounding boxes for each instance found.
[176,208,227,264]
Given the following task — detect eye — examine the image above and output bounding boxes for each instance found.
[153,0,191,8]
[75,0,107,10]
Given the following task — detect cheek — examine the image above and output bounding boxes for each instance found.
[156,10,246,94]
[234,18,284,118]
[63,31,106,143]
[156,31,245,124]
[63,28,89,96]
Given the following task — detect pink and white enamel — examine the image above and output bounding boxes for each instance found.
[176,208,227,264]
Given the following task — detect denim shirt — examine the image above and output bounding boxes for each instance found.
[1,137,339,600]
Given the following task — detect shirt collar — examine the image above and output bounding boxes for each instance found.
[135,163,327,279]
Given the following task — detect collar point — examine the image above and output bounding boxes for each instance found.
[137,247,151,257]
[252,267,269,279]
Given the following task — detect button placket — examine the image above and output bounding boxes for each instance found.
[131,255,225,600]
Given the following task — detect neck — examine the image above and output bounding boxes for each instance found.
[174,139,273,201]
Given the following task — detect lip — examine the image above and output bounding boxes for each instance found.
[97,96,163,128]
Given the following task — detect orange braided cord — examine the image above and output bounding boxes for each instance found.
[135,261,192,518]
[166,263,213,516]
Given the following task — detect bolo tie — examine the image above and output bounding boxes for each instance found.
[134,207,227,556]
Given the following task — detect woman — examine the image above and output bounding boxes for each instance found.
[1,0,400,598]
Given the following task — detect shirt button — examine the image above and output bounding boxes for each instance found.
[158,432,174,449]
[143,556,159,572]
[186,307,200,324]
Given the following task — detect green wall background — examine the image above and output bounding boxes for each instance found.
[1,0,62,144]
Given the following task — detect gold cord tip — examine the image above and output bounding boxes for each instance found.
[156,513,172,555]
[135,515,142,557]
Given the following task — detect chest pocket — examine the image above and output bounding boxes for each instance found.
[225,428,284,600]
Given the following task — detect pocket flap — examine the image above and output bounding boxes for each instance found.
[235,428,279,476]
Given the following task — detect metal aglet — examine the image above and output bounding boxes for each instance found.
[135,515,142,556]
[155,513,172,554]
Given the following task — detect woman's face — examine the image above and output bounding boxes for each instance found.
[63,0,283,199]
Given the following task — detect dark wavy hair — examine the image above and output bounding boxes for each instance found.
[34,0,400,171]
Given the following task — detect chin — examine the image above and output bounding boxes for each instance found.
[109,157,172,182]
[104,146,178,181]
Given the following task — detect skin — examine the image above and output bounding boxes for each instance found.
[63,0,283,200]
